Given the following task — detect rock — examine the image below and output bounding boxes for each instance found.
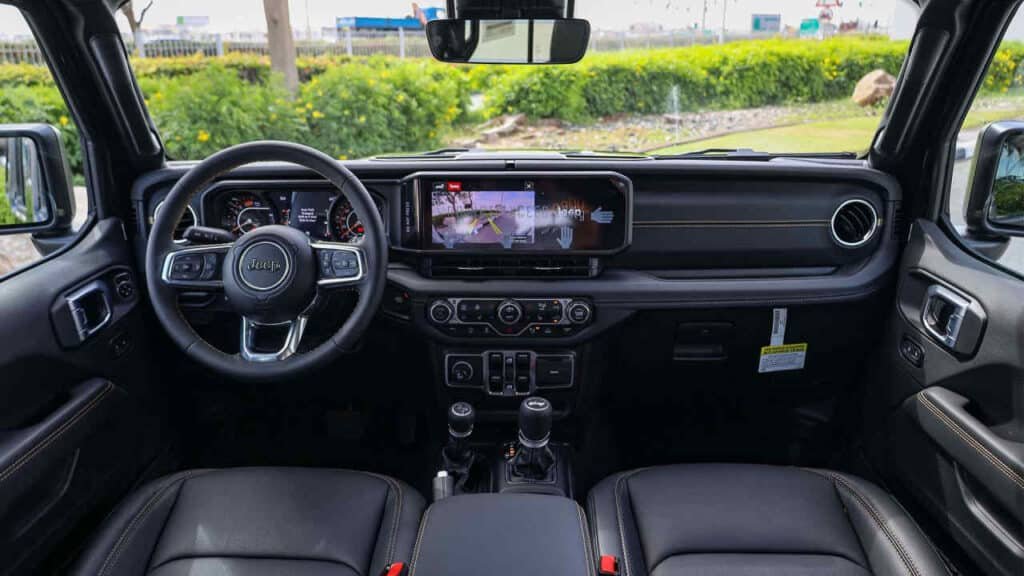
[481,113,525,142]
[852,70,896,107]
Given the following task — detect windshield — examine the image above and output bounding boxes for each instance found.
[20,0,1010,159]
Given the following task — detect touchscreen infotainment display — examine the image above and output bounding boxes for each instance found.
[424,176,628,252]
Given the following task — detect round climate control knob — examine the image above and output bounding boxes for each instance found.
[567,300,593,325]
[428,300,455,324]
[497,300,523,325]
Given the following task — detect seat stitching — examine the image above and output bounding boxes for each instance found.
[99,470,204,576]
[920,392,1024,490]
[576,503,597,576]
[586,491,601,562]
[824,471,922,576]
[0,381,113,485]
[407,505,432,576]
[614,470,644,576]
[353,471,404,567]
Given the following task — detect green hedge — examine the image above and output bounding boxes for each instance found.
[485,38,914,121]
[2,38,1024,165]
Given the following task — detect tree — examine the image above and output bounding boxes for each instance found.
[120,0,154,57]
[263,0,299,94]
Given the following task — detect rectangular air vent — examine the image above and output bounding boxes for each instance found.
[423,256,598,279]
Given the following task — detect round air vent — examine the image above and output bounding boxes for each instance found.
[830,199,879,248]
[154,201,198,243]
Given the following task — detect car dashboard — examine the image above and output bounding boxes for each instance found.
[132,152,900,406]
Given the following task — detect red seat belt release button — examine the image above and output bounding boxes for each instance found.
[599,555,619,575]
[383,562,407,576]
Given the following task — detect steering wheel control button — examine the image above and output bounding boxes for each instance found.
[567,300,593,324]
[429,300,455,324]
[169,253,204,281]
[237,241,290,291]
[497,300,523,325]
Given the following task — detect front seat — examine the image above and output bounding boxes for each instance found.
[73,468,424,576]
[587,464,947,576]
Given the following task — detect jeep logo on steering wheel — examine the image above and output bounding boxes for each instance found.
[246,258,282,273]
[237,241,290,291]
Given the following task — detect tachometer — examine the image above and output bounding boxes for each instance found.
[221,192,276,236]
[328,196,366,242]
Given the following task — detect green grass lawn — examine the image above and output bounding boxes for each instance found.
[650,101,1024,156]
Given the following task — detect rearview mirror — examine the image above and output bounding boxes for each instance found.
[0,124,75,235]
[965,121,1024,238]
[426,18,590,64]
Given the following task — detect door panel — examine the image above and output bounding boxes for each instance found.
[873,219,1024,576]
[0,219,169,574]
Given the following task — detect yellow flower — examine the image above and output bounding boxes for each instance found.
[197,130,210,143]
[59,115,69,127]
[337,154,348,160]
[305,102,313,110]
[357,115,366,124]
[396,93,406,103]
[269,113,278,121]
[154,91,164,101]
[312,110,324,119]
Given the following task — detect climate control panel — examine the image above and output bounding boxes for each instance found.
[427,297,593,338]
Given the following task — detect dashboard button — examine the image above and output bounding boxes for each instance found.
[567,301,593,325]
[428,300,454,324]
[497,300,523,325]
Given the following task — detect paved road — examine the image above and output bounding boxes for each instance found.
[950,158,1024,275]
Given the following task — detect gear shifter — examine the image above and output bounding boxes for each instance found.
[444,401,475,464]
[511,396,555,481]
[441,402,478,492]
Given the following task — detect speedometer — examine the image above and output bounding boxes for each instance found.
[328,197,366,242]
[221,192,276,236]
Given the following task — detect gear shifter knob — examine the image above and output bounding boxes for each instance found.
[518,396,552,448]
[448,401,475,439]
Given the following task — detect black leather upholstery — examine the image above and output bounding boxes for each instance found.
[587,464,948,576]
[73,467,425,576]
[409,493,595,576]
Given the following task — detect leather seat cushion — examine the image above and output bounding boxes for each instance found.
[73,467,425,576]
[587,463,948,576]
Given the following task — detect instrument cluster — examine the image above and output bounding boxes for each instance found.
[207,187,385,243]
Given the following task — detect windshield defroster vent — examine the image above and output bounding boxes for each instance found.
[423,256,598,279]
[830,199,879,248]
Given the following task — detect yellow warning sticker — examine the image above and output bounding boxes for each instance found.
[758,343,808,373]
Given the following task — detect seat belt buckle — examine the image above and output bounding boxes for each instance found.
[382,562,408,576]
[599,555,619,575]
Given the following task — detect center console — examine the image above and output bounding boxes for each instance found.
[409,493,593,576]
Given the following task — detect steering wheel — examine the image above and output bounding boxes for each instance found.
[145,141,388,382]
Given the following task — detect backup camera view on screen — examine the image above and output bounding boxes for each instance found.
[427,178,626,251]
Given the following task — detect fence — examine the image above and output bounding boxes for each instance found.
[0,27,891,64]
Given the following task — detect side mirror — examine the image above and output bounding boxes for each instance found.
[0,124,75,236]
[426,18,590,64]
[965,121,1024,239]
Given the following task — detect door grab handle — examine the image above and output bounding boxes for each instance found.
[65,281,111,342]
[921,284,969,348]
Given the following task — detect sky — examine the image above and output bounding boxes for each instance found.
[0,1,914,37]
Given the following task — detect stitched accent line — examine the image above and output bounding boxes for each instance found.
[576,503,597,576]
[408,505,432,576]
[362,472,404,566]
[613,471,644,576]
[98,471,203,576]
[825,472,921,576]
[920,392,1024,490]
[0,381,113,485]
[586,491,601,562]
